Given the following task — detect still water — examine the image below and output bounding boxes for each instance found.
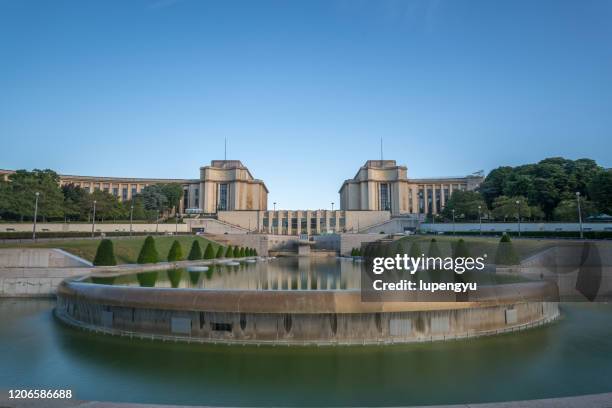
[1,299,611,406]
[83,257,525,290]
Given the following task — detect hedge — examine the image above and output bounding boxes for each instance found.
[215,245,225,258]
[203,243,215,259]
[167,240,183,262]
[137,236,159,264]
[93,239,117,266]
[187,240,202,260]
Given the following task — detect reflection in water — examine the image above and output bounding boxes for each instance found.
[1,300,612,406]
[87,258,362,291]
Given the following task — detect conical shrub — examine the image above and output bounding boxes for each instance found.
[137,236,159,264]
[496,233,519,265]
[93,239,117,266]
[225,245,234,258]
[167,240,183,262]
[188,240,202,260]
[215,245,225,258]
[204,243,215,259]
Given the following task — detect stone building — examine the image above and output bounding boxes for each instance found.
[339,160,483,216]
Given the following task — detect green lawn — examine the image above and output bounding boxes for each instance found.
[0,235,223,264]
[399,235,561,261]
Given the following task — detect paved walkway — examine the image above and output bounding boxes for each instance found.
[2,392,612,408]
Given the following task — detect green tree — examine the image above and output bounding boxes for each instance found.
[61,184,89,221]
[93,239,117,266]
[491,196,544,221]
[215,245,225,258]
[137,236,159,264]
[554,198,597,221]
[238,247,246,257]
[167,240,183,262]
[160,184,183,212]
[225,245,234,258]
[87,189,125,221]
[441,190,487,221]
[5,169,64,221]
[203,243,215,259]
[588,170,612,214]
[187,240,202,260]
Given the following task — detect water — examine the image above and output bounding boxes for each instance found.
[1,299,611,406]
[84,257,525,290]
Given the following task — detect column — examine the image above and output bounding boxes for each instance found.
[432,185,438,215]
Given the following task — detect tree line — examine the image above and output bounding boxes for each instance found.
[0,169,184,222]
[441,157,612,222]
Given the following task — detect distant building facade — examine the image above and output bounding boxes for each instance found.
[339,160,483,216]
[1,158,483,234]
[0,160,269,214]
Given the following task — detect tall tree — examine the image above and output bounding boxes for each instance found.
[588,170,612,214]
[441,190,486,221]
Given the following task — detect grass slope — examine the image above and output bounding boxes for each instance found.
[0,235,221,264]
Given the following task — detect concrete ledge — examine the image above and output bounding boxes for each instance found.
[2,391,612,407]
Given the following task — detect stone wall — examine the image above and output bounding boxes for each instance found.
[56,295,559,345]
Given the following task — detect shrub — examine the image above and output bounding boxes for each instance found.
[496,233,519,265]
[167,269,182,288]
[428,238,441,258]
[238,247,246,257]
[167,240,183,262]
[225,245,234,258]
[136,271,158,287]
[409,241,422,258]
[187,240,202,260]
[215,245,225,258]
[203,243,215,259]
[253,248,258,256]
[189,270,201,285]
[93,239,117,266]
[137,236,159,264]
[453,239,470,259]
[350,248,356,256]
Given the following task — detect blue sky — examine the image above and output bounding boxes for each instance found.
[1,0,611,209]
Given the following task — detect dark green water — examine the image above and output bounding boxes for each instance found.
[1,300,612,406]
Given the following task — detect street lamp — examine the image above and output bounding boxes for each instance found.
[273,202,277,211]
[91,200,97,238]
[129,204,134,236]
[576,192,584,239]
[478,205,482,236]
[32,192,40,240]
[452,209,456,235]
[331,202,334,212]
[515,200,521,237]
[175,212,179,235]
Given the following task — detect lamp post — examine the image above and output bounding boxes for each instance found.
[576,192,584,239]
[91,200,97,238]
[331,202,334,212]
[478,205,482,236]
[32,192,40,240]
[156,211,160,234]
[129,204,134,236]
[175,212,179,235]
[516,200,521,237]
[273,202,277,211]
[452,209,456,235]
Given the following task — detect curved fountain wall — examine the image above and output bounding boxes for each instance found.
[55,278,560,345]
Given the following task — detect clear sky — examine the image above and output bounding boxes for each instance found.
[1,0,611,209]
